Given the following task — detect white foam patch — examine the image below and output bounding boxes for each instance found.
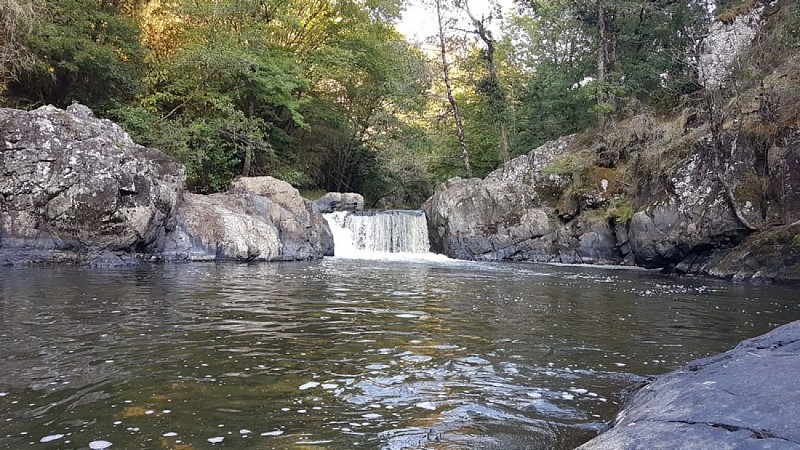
[89,441,113,449]
[299,382,320,390]
[207,436,224,444]
[321,383,338,390]
[261,430,284,436]
[39,434,64,443]
[362,413,382,419]
[415,402,436,410]
[162,432,178,437]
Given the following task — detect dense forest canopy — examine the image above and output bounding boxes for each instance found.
[0,0,788,206]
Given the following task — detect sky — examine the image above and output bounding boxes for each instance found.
[396,0,516,43]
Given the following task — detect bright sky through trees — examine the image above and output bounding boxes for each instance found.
[396,0,515,42]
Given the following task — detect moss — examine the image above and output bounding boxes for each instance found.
[793,234,800,248]
[542,149,595,176]
[733,170,765,205]
[534,184,565,205]
[605,197,636,223]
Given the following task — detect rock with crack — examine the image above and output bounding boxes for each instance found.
[162,177,333,261]
[579,320,800,449]
[0,104,185,265]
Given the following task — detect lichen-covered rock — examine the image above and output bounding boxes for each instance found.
[162,177,333,261]
[313,192,364,213]
[0,104,185,265]
[628,147,751,270]
[697,6,764,89]
[579,320,800,449]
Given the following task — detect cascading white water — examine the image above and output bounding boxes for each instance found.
[323,210,432,258]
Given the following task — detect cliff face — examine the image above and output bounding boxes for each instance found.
[424,4,800,283]
[0,104,332,265]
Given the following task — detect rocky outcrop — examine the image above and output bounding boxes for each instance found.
[0,104,333,265]
[423,136,626,265]
[163,177,333,261]
[579,320,800,449]
[681,221,800,284]
[0,104,185,265]
[424,51,800,282]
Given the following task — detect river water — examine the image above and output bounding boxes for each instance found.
[1,260,799,449]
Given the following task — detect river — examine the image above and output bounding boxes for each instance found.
[1,259,798,449]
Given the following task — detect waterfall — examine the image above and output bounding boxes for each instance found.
[323,210,432,258]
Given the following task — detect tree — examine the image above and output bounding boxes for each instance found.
[0,0,42,94]
[6,0,144,110]
[456,0,510,164]
[429,0,472,177]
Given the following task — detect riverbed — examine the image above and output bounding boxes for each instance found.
[1,260,798,449]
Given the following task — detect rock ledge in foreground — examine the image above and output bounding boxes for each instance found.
[579,320,800,449]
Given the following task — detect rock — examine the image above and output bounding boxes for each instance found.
[704,221,800,284]
[0,104,185,265]
[579,320,800,449]
[628,151,748,269]
[163,177,333,261]
[0,105,334,265]
[423,136,624,264]
[697,5,764,89]
[314,192,364,213]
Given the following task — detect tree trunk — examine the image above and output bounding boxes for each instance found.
[596,0,607,127]
[241,145,252,177]
[461,1,509,164]
[435,0,471,177]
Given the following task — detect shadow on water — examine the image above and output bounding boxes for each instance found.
[1,260,799,449]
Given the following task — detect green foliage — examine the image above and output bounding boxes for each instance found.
[605,196,635,223]
[7,0,144,111]
[3,0,761,209]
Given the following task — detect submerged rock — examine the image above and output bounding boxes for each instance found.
[0,104,185,265]
[579,320,800,449]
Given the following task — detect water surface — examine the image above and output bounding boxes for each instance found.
[1,260,798,449]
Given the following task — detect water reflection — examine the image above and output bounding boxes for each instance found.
[0,261,798,449]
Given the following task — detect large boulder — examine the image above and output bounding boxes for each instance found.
[0,104,185,265]
[579,320,800,449]
[162,177,333,261]
[423,136,624,264]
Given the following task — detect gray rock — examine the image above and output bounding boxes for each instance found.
[696,6,764,89]
[628,152,747,269]
[314,192,364,213]
[163,177,333,261]
[423,135,624,264]
[0,104,185,265]
[580,320,800,449]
